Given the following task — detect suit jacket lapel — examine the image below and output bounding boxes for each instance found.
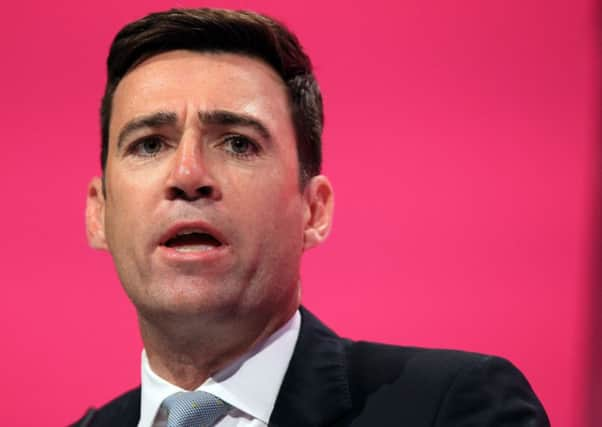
[269,307,352,427]
[72,387,140,427]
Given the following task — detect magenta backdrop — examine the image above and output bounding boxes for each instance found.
[0,1,596,426]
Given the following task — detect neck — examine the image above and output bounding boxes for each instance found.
[137,302,299,390]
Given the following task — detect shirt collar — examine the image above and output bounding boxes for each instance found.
[138,310,301,427]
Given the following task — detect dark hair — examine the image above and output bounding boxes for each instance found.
[101,8,323,184]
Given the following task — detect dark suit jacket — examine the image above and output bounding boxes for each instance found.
[71,307,549,426]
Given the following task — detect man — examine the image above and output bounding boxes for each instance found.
[73,8,549,427]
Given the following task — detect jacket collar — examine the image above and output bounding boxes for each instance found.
[269,307,352,427]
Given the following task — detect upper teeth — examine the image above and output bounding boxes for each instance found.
[176,230,204,237]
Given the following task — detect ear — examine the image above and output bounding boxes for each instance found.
[86,176,108,250]
[302,175,334,250]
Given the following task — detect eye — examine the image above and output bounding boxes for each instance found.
[221,135,259,158]
[129,136,165,157]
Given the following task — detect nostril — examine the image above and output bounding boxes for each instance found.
[168,187,187,200]
[198,186,212,197]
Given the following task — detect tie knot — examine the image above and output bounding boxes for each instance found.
[160,391,230,427]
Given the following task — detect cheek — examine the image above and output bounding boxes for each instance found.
[251,188,306,246]
[232,171,300,217]
[227,172,304,240]
[103,176,155,246]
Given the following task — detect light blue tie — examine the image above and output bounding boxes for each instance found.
[159,391,230,427]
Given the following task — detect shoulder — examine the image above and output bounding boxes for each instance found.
[346,342,550,426]
[293,308,549,426]
[69,387,141,427]
[348,340,514,390]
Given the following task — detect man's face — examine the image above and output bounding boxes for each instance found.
[86,50,332,322]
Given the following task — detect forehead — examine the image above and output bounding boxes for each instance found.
[110,50,292,141]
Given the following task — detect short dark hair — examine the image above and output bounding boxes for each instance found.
[101,8,323,185]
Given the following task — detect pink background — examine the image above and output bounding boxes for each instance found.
[0,0,597,426]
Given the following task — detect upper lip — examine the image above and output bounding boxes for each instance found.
[158,221,228,247]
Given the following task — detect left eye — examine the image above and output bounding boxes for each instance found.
[222,136,258,156]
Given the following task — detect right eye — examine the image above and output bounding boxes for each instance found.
[129,136,165,157]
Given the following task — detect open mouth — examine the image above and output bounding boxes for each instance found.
[162,231,223,252]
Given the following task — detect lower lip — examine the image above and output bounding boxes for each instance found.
[157,244,231,264]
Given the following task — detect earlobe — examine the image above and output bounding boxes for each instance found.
[303,175,334,250]
[86,177,108,250]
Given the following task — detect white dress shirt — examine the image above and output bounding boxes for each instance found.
[137,310,301,427]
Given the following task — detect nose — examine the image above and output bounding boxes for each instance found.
[165,133,221,201]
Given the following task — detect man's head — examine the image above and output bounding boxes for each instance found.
[86,8,334,335]
[100,8,324,186]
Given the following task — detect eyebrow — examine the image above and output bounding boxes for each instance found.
[199,110,272,140]
[116,111,177,149]
[116,109,272,149]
